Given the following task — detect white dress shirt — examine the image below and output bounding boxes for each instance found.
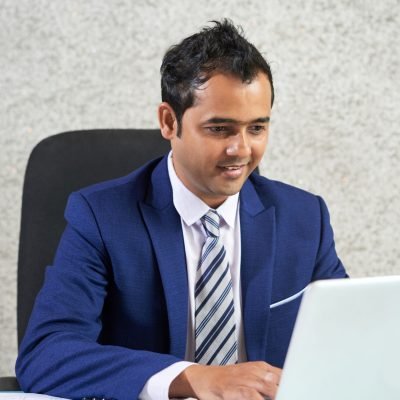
[139,152,247,399]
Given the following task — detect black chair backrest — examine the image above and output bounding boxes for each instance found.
[17,129,170,344]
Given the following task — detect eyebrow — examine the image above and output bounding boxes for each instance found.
[204,116,270,124]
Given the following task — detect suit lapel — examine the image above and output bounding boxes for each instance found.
[139,157,188,359]
[240,178,276,361]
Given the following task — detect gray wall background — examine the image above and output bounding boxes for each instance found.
[1,0,399,376]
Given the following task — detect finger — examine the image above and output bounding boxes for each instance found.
[265,372,279,384]
[260,371,280,399]
[268,365,282,377]
[263,364,282,385]
[249,362,282,383]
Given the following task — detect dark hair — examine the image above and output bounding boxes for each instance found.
[160,19,274,136]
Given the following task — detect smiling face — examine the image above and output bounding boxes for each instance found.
[158,72,272,208]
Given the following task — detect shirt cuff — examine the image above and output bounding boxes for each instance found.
[138,361,195,400]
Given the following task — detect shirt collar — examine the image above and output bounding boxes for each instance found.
[167,151,239,228]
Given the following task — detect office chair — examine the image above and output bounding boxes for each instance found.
[0,129,170,391]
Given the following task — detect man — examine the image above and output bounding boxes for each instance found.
[16,20,347,400]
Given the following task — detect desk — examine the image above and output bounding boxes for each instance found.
[0,394,67,399]
[0,394,194,400]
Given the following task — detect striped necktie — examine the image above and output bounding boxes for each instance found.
[194,209,238,365]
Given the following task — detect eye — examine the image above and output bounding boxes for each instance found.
[249,125,267,134]
[206,126,232,134]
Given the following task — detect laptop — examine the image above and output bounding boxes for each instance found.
[276,275,400,400]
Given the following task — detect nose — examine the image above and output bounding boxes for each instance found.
[226,130,251,158]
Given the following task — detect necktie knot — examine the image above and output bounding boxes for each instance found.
[201,209,220,238]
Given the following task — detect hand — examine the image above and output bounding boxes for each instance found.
[169,361,281,399]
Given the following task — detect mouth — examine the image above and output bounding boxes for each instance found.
[218,163,249,178]
[221,165,244,170]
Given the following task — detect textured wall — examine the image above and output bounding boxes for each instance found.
[1,0,399,376]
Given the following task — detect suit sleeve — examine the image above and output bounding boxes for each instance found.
[312,195,348,281]
[16,192,180,400]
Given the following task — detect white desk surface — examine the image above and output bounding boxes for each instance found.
[0,394,67,399]
[0,392,197,400]
[0,394,196,400]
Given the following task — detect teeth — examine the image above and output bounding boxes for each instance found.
[224,166,241,170]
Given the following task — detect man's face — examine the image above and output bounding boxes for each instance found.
[168,72,271,208]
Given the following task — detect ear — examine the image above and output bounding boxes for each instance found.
[158,102,178,140]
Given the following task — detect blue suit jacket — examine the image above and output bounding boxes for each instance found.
[16,156,347,400]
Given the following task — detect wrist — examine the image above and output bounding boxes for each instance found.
[168,364,205,398]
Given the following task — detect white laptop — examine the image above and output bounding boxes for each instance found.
[276,275,400,400]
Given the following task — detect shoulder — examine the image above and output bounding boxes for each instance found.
[248,173,320,208]
[65,156,166,220]
[245,173,330,231]
[76,158,163,201]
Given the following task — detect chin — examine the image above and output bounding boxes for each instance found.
[220,185,244,197]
